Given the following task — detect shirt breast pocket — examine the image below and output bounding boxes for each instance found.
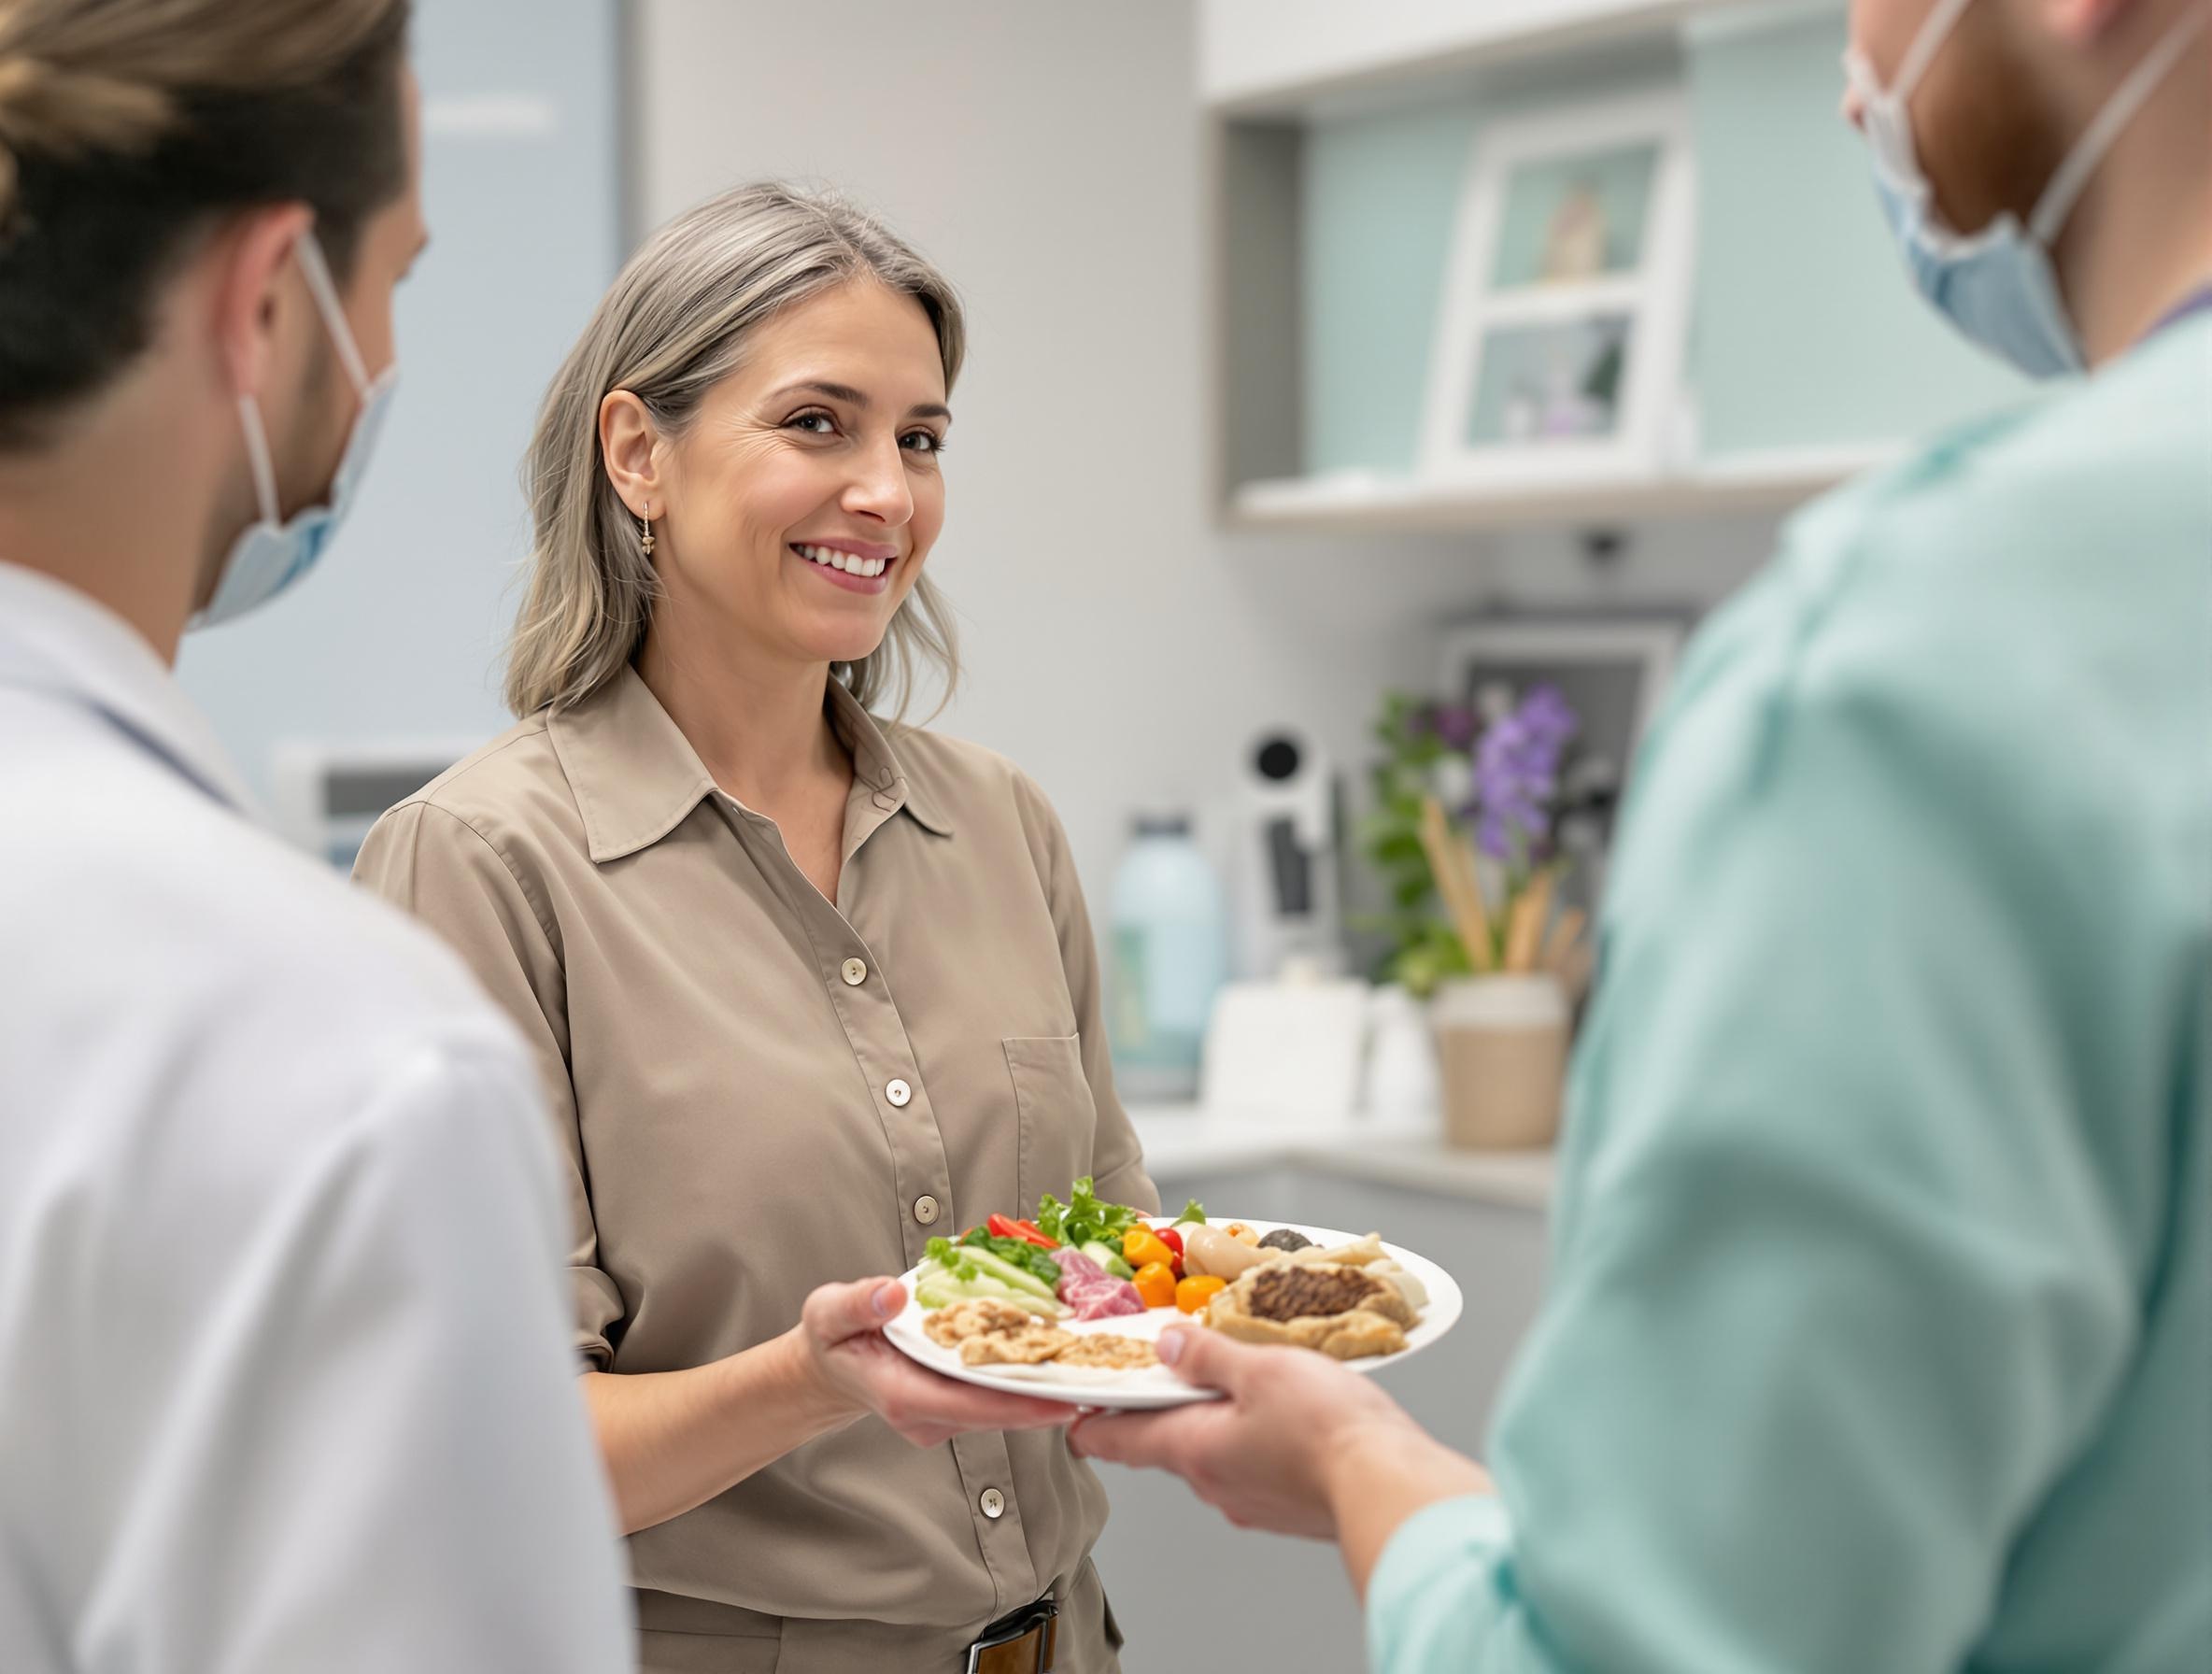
[1003,1034,1100,1215]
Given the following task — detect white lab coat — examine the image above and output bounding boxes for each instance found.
[0,562,632,1671]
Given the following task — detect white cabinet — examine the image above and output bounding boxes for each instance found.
[1202,0,1743,111]
[1203,0,2027,534]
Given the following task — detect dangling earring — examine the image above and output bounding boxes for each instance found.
[639,501,656,558]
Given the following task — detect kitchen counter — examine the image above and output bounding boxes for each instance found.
[1127,1101,1556,1212]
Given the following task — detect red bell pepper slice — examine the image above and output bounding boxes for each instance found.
[987,1213,1058,1248]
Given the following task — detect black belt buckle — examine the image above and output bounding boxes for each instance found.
[963,1596,1058,1674]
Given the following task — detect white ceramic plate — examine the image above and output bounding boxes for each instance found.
[883,1219,1465,1412]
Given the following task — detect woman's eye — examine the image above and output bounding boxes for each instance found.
[901,430,945,455]
[787,411,838,435]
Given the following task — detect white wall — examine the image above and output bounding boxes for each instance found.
[632,0,1756,925]
[165,0,1777,932]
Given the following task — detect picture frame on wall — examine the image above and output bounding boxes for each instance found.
[1439,616,1686,912]
[1421,88,1697,491]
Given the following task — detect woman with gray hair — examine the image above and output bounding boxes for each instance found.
[355,180,1151,1672]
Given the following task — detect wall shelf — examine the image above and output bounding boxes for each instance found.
[1227,446,1893,534]
[1203,0,2019,539]
[1201,0,1776,118]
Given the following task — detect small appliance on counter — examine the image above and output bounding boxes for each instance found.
[1107,813,1228,1101]
[272,740,473,871]
[1197,962,1369,1128]
[1232,728,1343,979]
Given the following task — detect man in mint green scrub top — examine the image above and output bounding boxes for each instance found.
[1071,1,2212,1668]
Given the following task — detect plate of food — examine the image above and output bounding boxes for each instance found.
[882,1177,1464,1411]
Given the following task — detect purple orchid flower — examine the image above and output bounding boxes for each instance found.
[1468,685,1579,862]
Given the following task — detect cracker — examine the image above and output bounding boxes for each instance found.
[960,1325,1077,1367]
[923,1298,1035,1348]
[1051,1334,1158,1371]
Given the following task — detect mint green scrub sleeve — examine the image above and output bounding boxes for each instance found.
[1368,315,2211,1674]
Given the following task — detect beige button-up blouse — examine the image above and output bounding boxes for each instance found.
[354,666,1155,1661]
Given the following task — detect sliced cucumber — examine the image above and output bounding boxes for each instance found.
[1081,1241,1135,1281]
[955,1243,1060,1302]
[915,1264,1066,1318]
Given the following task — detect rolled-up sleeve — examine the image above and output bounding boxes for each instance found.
[355,800,628,1369]
[1368,1497,1521,1670]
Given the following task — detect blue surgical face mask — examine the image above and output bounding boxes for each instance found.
[193,229,398,631]
[1844,0,2206,379]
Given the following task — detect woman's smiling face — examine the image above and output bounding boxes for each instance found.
[652,278,950,671]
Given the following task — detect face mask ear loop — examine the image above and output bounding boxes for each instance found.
[1892,0,1981,104]
[235,395,282,527]
[290,228,376,399]
[2029,6,2210,245]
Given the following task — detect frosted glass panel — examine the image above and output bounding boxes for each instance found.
[1688,7,2029,457]
[1297,73,1672,477]
[1291,14,2025,481]
[1300,102,1479,475]
[1492,144,1658,290]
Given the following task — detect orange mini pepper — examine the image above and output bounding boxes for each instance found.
[1174,1274,1227,1314]
[1131,1260,1178,1310]
[1122,1227,1176,1272]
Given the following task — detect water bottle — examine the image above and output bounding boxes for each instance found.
[1108,814,1228,1100]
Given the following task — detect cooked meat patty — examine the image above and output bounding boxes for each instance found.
[1247,1264,1389,1324]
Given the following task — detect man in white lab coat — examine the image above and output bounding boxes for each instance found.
[0,3,633,1667]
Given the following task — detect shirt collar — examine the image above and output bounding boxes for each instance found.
[827,677,956,843]
[547,666,952,865]
[0,560,259,815]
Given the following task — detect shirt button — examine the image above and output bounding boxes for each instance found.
[886,1078,913,1107]
[841,958,867,986]
[914,1195,941,1226]
[980,1488,1006,1520]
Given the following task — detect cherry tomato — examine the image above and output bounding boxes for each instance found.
[1154,1226,1184,1260]
[1132,1260,1178,1310]
[1123,1227,1175,1272]
[1174,1274,1227,1314]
